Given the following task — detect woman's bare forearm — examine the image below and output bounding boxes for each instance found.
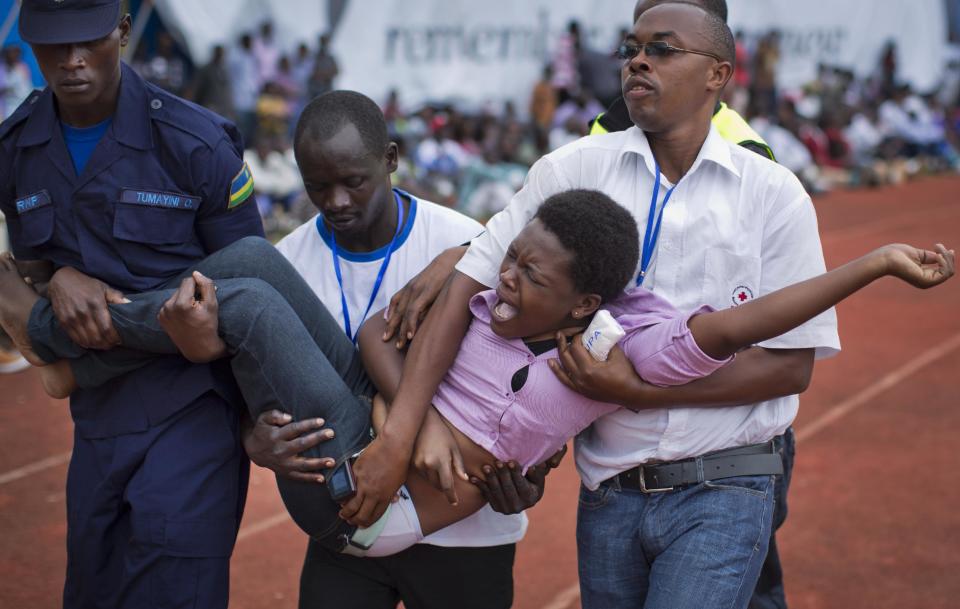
[358,312,405,403]
[378,271,485,454]
[688,250,886,360]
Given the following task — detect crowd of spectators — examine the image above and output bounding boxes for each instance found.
[736,37,960,192]
[125,22,339,231]
[383,28,960,217]
[115,19,627,225]
[3,21,959,230]
[0,45,34,121]
[380,21,622,220]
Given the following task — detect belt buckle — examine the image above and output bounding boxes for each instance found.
[637,465,674,494]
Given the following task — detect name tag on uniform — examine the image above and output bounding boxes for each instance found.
[120,189,199,211]
[15,190,52,214]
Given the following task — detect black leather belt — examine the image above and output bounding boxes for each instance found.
[609,440,784,493]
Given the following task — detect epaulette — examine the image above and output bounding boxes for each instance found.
[144,84,232,151]
[0,90,41,142]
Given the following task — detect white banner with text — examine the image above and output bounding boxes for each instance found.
[331,0,948,111]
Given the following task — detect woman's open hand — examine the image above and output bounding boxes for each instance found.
[411,407,468,501]
[882,243,955,289]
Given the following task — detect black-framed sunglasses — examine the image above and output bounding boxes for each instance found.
[616,40,722,63]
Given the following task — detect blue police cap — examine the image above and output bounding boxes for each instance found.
[19,0,121,45]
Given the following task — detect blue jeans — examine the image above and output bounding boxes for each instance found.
[750,429,795,609]
[577,474,774,609]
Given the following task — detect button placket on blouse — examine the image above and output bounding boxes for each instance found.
[495,351,526,441]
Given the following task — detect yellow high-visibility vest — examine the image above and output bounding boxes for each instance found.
[589,102,775,162]
[588,114,615,136]
[712,103,775,161]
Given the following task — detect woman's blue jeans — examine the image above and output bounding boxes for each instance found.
[27,237,373,549]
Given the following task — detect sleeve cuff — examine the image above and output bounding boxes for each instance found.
[455,250,499,288]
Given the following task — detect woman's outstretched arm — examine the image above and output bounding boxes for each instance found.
[689,243,955,360]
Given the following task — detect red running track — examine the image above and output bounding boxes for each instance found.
[1,175,959,608]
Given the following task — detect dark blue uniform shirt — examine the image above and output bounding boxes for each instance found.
[0,63,264,438]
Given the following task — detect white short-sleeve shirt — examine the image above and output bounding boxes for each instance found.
[456,127,841,490]
[277,190,528,547]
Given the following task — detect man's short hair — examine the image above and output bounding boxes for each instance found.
[294,90,389,157]
[533,190,639,302]
[693,3,735,66]
[634,0,728,23]
[636,1,735,67]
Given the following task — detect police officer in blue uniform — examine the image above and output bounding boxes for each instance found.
[1,1,264,607]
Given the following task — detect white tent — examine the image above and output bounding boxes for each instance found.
[147,0,950,108]
[329,0,949,111]
[151,0,329,64]
[728,0,948,94]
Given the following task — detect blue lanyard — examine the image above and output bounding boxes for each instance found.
[637,162,677,286]
[330,191,405,344]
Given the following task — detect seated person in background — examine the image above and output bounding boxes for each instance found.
[255,81,292,140]
[0,190,954,557]
[243,135,302,227]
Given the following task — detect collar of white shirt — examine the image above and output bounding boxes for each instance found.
[617,124,742,183]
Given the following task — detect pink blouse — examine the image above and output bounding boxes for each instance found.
[431,288,731,470]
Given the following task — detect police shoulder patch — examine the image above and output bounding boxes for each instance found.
[228,162,254,209]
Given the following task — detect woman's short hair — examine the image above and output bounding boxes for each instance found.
[534,190,640,302]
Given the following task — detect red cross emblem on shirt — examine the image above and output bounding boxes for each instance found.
[731,285,754,306]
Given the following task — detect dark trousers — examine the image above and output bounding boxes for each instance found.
[28,237,374,547]
[299,539,516,609]
[63,392,249,609]
[749,427,796,609]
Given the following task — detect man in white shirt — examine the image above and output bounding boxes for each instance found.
[242,91,526,609]
[348,5,839,609]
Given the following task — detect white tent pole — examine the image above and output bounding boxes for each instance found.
[124,0,155,59]
[0,0,22,47]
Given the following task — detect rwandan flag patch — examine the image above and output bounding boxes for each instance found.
[228,162,254,209]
